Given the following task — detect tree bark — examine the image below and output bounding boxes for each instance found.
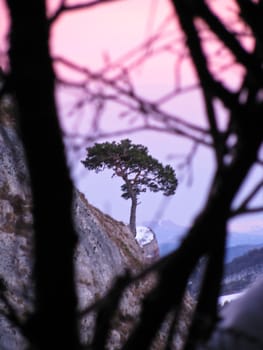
[129,195,137,236]
[6,1,79,348]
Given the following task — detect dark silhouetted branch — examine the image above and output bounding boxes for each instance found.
[49,0,124,24]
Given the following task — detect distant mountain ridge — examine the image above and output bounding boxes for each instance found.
[227,229,263,247]
[221,246,263,295]
[0,114,193,349]
[142,220,186,256]
[144,220,263,296]
[188,245,263,297]
[142,220,263,258]
[226,243,263,263]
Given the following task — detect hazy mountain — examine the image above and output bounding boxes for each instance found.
[143,220,263,258]
[221,247,263,295]
[227,229,263,247]
[225,243,263,263]
[188,245,263,297]
[142,220,187,256]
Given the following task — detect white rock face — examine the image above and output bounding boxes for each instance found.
[218,292,243,307]
[136,226,160,263]
[136,226,155,246]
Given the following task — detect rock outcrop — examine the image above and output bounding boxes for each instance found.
[73,192,154,346]
[136,226,160,264]
[0,101,34,350]
[0,103,192,349]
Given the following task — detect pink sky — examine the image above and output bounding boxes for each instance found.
[51,1,167,68]
[48,1,214,226]
[0,1,262,229]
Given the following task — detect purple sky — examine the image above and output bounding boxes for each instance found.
[0,0,262,232]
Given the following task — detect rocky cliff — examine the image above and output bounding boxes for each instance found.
[0,100,34,350]
[0,101,192,349]
[135,226,160,263]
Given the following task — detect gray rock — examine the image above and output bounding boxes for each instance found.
[135,226,160,264]
[0,113,192,349]
[0,118,148,349]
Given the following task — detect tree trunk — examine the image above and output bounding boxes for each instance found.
[6,1,79,348]
[129,195,137,236]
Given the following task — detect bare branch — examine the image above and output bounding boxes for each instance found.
[98,13,177,77]
[195,1,263,82]
[170,0,238,109]
[0,69,11,100]
[237,207,263,215]
[54,57,211,146]
[230,179,263,217]
[49,0,124,25]
[203,90,222,166]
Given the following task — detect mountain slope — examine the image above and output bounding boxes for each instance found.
[221,247,263,295]
[0,109,193,349]
[225,244,263,263]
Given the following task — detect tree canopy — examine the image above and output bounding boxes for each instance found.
[82,139,178,234]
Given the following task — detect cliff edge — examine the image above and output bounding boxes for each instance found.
[0,105,192,349]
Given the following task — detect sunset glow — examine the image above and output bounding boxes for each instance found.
[0,1,262,229]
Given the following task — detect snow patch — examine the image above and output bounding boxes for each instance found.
[219,292,243,306]
[136,226,154,247]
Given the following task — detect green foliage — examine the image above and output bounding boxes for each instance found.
[81,139,178,200]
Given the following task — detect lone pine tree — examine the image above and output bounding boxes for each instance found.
[82,139,178,235]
